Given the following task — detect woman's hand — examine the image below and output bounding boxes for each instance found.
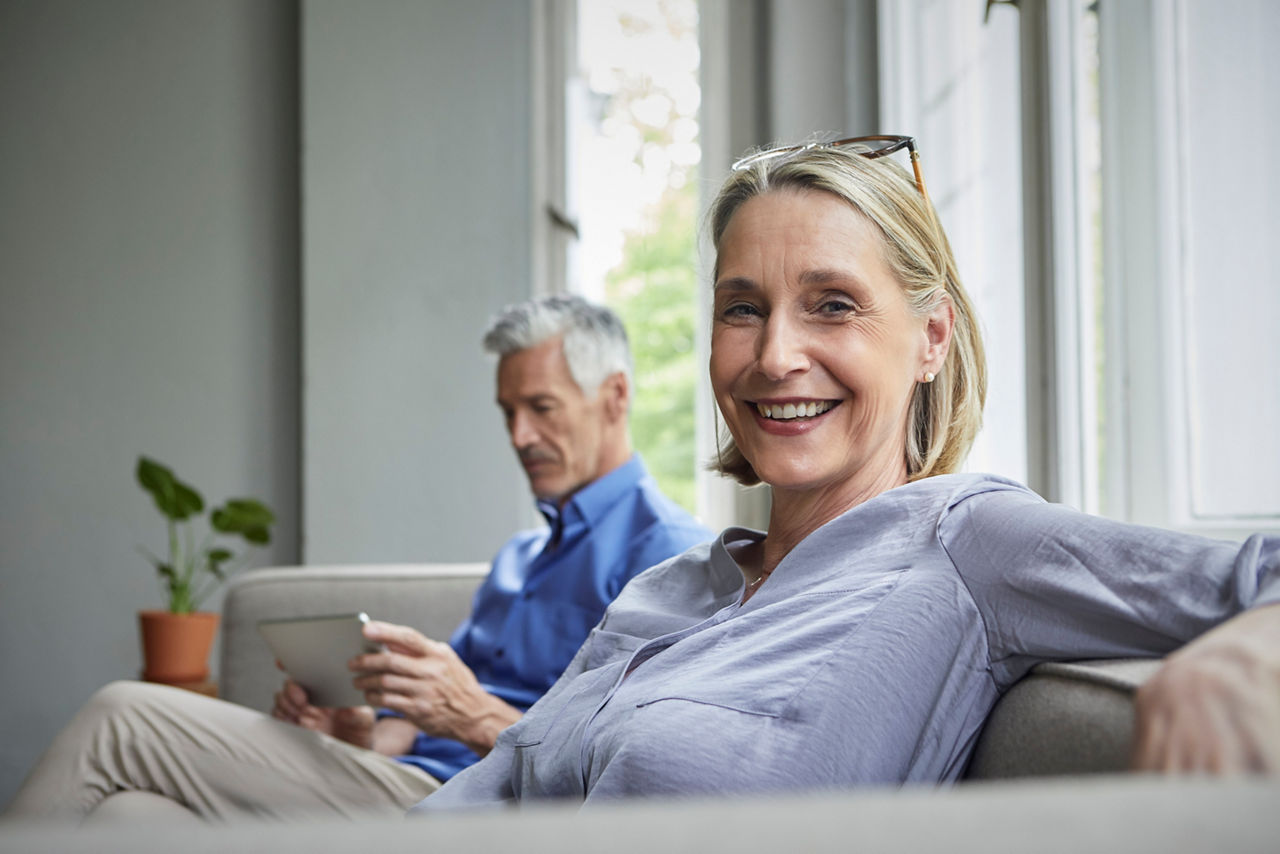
[270,677,376,750]
[1131,603,1280,773]
[350,621,522,757]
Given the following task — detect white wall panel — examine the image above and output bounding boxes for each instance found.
[1177,0,1280,520]
[1102,0,1280,534]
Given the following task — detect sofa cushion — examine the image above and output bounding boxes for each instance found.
[964,658,1162,779]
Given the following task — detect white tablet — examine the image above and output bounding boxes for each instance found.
[257,612,382,708]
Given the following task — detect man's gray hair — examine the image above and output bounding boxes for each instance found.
[482,295,633,397]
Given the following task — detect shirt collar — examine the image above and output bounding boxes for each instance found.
[536,454,648,532]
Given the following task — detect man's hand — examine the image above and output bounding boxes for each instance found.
[350,621,523,757]
[270,677,376,750]
[1132,603,1280,774]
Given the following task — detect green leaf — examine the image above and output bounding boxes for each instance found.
[137,456,274,610]
[137,457,179,518]
[136,457,169,495]
[206,548,233,580]
[242,525,270,545]
[136,457,204,521]
[225,499,275,525]
[211,498,275,545]
[173,482,203,518]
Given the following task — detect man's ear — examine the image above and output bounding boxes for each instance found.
[600,372,630,423]
[921,292,955,377]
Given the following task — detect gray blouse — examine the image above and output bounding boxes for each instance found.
[416,474,1280,810]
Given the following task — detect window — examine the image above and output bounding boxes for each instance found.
[1008,0,1278,536]
[879,0,1029,485]
[537,0,1280,535]
[572,0,702,513]
[879,0,1279,539]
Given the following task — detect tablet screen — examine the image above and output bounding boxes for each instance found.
[257,612,380,707]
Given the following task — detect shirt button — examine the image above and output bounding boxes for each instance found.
[522,591,534,600]
[494,648,505,658]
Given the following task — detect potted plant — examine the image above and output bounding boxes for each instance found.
[135,456,276,686]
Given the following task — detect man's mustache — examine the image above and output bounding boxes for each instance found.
[519,449,557,466]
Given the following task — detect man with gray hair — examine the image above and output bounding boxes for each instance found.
[483,294,638,504]
[288,295,711,789]
[8,295,710,823]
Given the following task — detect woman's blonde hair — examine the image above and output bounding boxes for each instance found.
[708,144,987,485]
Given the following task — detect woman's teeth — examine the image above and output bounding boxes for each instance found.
[755,401,834,420]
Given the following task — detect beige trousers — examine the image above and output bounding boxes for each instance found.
[6,681,440,823]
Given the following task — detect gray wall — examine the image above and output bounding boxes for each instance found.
[0,0,533,807]
[302,1,532,563]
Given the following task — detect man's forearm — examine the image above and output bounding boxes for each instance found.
[458,695,524,757]
[372,696,522,758]
[371,716,419,756]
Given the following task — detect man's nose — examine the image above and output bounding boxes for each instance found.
[508,410,538,448]
[757,314,810,380]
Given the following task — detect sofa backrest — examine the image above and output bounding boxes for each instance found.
[220,564,488,712]
[964,658,1161,779]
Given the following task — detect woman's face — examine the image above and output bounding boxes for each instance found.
[710,188,944,500]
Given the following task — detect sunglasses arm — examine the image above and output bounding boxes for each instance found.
[909,149,931,205]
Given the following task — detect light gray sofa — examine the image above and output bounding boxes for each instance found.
[3,564,1277,852]
[218,564,1155,780]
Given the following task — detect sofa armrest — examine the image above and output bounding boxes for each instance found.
[219,563,488,712]
[964,658,1163,779]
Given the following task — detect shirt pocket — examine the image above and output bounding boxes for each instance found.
[621,583,903,719]
[624,657,805,720]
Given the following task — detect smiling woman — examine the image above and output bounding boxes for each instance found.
[410,141,1280,810]
[708,146,987,497]
[407,138,1280,809]
[710,189,951,520]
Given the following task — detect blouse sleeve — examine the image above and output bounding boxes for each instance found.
[938,481,1280,688]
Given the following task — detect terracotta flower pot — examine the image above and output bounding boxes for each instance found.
[138,610,220,684]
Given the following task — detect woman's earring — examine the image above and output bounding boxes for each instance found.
[923,371,935,384]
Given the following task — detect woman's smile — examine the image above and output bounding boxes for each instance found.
[748,398,841,435]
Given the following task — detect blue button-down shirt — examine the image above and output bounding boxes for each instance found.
[393,455,712,782]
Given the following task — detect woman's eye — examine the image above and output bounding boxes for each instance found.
[816,299,855,316]
[721,302,762,320]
